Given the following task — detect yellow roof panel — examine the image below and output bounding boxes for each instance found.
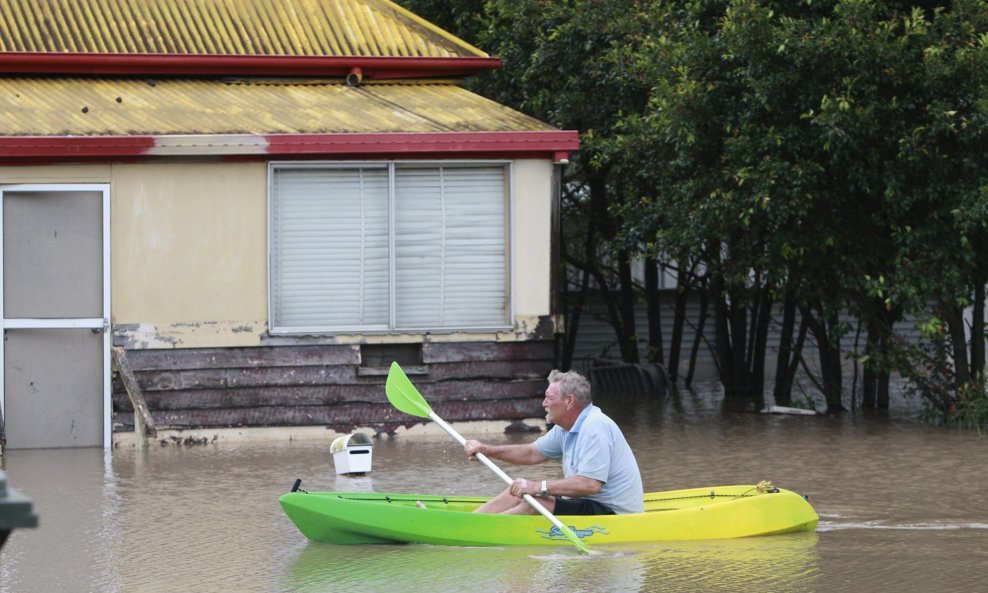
[0,77,555,136]
[0,0,486,58]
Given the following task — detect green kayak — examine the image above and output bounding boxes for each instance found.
[280,484,818,547]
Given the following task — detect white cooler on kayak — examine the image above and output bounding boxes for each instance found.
[331,432,373,475]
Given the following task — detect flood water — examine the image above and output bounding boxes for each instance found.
[2,383,986,593]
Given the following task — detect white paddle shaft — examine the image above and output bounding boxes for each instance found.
[427,412,587,547]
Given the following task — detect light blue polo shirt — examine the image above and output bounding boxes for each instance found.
[533,404,644,514]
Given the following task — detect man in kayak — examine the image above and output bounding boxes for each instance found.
[463,369,644,515]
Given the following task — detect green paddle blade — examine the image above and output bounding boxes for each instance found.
[385,362,434,418]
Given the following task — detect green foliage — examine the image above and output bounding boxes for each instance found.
[614,0,987,300]
[397,0,988,411]
[900,321,988,430]
[606,0,988,404]
[948,379,988,432]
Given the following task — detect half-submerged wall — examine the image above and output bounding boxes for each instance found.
[111,340,553,435]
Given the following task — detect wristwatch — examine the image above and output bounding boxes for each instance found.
[538,480,549,498]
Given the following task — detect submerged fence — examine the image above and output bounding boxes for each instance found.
[586,358,667,397]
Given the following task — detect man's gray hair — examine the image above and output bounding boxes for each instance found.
[547,369,592,406]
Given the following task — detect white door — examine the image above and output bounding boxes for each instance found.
[0,185,111,449]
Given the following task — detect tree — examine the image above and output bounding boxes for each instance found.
[609,0,987,409]
[400,0,988,414]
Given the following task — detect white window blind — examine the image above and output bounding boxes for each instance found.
[270,163,509,333]
[395,166,507,328]
[271,166,390,330]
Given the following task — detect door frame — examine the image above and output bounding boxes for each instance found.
[0,184,112,448]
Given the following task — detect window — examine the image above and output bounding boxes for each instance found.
[269,162,510,333]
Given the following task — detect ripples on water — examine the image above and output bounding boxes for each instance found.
[1,384,986,593]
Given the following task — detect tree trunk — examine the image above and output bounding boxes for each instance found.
[644,258,664,364]
[862,321,879,409]
[802,304,845,413]
[667,263,691,386]
[710,278,772,400]
[729,290,750,396]
[941,303,971,385]
[616,253,640,363]
[773,297,798,406]
[857,298,902,409]
[785,314,810,401]
[850,318,863,410]
[685,285,709,388]
[714,278,757,398]
[713,276,734,392]
[561,264,592,370]
[972,279,985,379]
[750,288,772,402]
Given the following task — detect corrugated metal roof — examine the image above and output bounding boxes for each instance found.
[0,0,486,58]
[0,77,554,136]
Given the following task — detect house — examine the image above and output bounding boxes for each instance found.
[0,0,578,450]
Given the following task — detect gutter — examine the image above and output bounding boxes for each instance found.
[0,53,502,79]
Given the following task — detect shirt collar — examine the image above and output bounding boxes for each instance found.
[569,404,595,434]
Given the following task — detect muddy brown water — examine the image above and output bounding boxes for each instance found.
[2,384,986,592]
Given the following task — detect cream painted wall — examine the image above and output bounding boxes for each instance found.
[2,158,556,348]
[0,165,113,184]
[511,159,553,319]
[110,163,268,344]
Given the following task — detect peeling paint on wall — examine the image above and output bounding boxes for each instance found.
[511,314,557,341]
[114,314,556,352]
[114,321,266,349]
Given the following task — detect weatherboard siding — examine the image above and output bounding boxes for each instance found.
[111,341,553,433]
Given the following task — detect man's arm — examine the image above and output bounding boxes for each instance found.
[464,440,548,466]
[543,475,603,498]
[507,474,603,499]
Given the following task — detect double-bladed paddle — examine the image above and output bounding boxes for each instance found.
[385,361,591,554]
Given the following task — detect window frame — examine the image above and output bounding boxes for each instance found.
[267,160,514,335]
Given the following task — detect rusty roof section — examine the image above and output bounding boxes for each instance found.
[0,77,556,136]
[0,0,488,58]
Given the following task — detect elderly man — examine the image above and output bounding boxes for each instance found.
[464,369,644,515]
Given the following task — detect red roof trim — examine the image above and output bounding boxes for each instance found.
[0,131,579,162]
[264,132,580,156]
[0,52,501,79]
[0,136,157,159]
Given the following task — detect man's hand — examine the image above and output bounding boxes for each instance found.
[508,478,532,498]
[463,439,486,461]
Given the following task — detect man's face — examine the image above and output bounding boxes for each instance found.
[542,381,570,424]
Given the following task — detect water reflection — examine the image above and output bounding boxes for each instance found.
[286,532,818,593]
[0,448,122,593]
[632,535,819,592]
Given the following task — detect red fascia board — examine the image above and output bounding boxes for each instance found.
[0,131,579,162]
[264,131,580,156]
[0,52,501,78]
[0,136,156,159]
